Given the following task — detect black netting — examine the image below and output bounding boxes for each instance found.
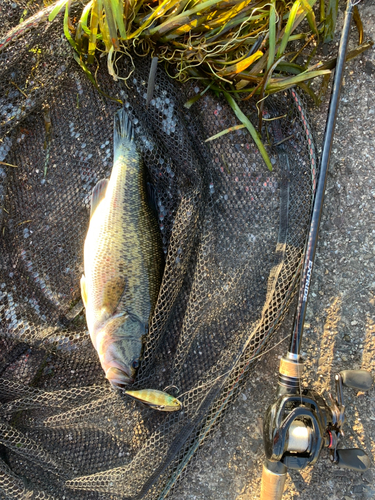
[0,4,318,499]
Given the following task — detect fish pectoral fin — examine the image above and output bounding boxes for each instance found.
[101,276,128,317]
[90,179,109,219]
[80,274,88,309]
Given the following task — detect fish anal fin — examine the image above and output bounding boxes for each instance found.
[80,275,88,309]
[90,179,109,219]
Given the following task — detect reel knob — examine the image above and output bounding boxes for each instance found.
[335,448,371,471]
[340,370,373,391]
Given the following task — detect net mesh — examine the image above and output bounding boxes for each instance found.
[0,3,318,499]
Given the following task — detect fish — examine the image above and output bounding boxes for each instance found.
[80,108,163,389]
[124,389,182,411]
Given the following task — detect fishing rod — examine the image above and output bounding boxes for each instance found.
[260,1,372,498]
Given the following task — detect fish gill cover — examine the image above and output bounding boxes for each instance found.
[0,0,318,498]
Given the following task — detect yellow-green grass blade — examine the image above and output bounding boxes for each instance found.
[236,73,263,83]
[127,0,181,39]
[169,0,193,17]
[316,72,331,104]
[163,13,210,39]
[262,55,286,94]
[202,5,256,29]
[48,0,69,22]
[218,50,263,76]
[223,91,272,171]
[267,0,276,71]
[79,1,94,36]
[267,68,331,92]
[102,0,120,49]
[276,61,304,74]
[291,0,317,35]
[195,12,261,44]
[184,81,213,108]
[99,0,113,50]
[148,0,226,37]
[88,0,100,62]
[353,5,363,45]
[189,12,264,45]
[73,52,123,103]
[112,0,127,39]
[215,49,261,67]
[320,0,325,23]
[300,0,318,36]
[277,0,300,58]
[277,0,317,57]
[75,22,84,52]
[63,0,77,50]
[202,0,253,30]
[257,55,285,130]
[323,0,338,43]
[304,40,372,76]
[205,123,245,142]
[245,51,268,76]
[140,0,182,24]
[288,33,311,41]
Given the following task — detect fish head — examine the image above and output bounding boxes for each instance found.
[95,314,145,389]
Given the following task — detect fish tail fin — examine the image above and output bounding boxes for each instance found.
[113,109,136,159]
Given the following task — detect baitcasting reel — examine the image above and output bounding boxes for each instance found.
[261,364,372,500]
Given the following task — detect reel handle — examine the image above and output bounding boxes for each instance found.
[260,460,287,500]
[336,449,371,471]
[340,370,373,391]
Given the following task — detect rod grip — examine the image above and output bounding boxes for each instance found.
[260,460,287,500]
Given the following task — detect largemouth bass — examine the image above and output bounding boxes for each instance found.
[80,109,163,388]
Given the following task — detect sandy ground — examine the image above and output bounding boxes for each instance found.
[171,1,375,499]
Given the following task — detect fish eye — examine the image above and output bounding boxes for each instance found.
[132,359,139,369]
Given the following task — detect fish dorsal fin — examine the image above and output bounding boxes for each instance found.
[80,274,88,309]
[90,179,109,219]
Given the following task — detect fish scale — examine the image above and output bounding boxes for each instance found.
[81,109,163,387]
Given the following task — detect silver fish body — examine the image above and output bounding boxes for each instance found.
[80,109,163,388]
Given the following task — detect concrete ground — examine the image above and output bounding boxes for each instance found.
[172,1,375,499]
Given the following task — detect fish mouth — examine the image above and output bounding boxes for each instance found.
[106,366,134,388]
